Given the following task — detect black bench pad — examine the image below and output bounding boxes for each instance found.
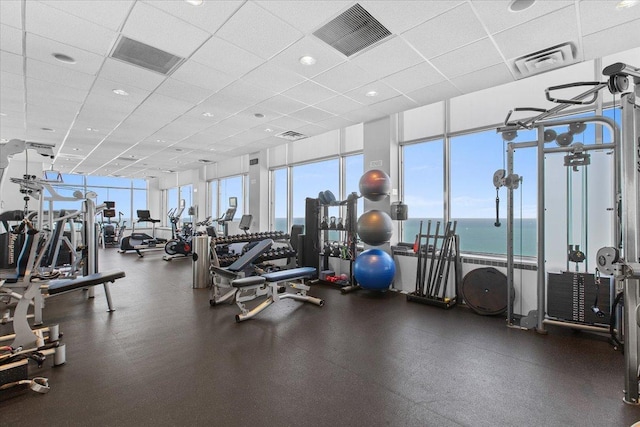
[47,270,125,295]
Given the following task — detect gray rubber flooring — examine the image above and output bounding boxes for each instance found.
[2,247,640,426]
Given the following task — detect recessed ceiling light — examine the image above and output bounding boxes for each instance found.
[264,128,273,133]
[185,0,203,5]
[112,89,129,96]
[129,155,136,158]
[72,148,80,151]
[508,0,536,12]
[365,90,378,97]
[175,148,183,152]
[156,139,165,143]
[86,127,99,132]
[254,113,265,118]
[52,53,76,64]
[299,56,316,66]
[616,0,639,8]
[202,112,214,117]
[41,127,55,132]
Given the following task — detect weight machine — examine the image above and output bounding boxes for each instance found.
[497,62,640,404]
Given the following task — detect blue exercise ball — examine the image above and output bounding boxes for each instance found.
[354,248,396,290]
[359,169,391,201]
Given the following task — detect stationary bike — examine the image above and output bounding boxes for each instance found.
[165,214,212,258]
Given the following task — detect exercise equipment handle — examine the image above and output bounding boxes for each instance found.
[544,82,601,105]
[504,107,547,127]
[494,191,501,228]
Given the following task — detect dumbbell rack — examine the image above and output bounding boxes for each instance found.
[311,193,359,289]
[210,231,294,267]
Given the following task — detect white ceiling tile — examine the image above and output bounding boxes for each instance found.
[269,36,346,79]
[0,0,22,29]
[314,96,364,115]
[312,62,378,94]
[265,115,309,131]
[295,123,332,137]
[406,81,462,106]
[361,1,464,34]
[240,62,306,94]
[170,59,236,93]
[430,38,503,79]
[216,114,258,132]
[26,58,95,90]
[288,106,335,123]
[350,36,425,80]
[580,1,640,36]
[493,6,579,60]
[402,2,487,59]
[144,0,243,35]
[315,115,356,130]
[26,78,85,105]
[450,63,514,94]
[281,80,337,105]
[370,95,418,116]
[25,33,104,76]
[122,2,210,58]
[100,58,165,92]
[1,51,23,75]
[583,20,640,61]
[1,24,22,55]
[190,36,264,78]
[190,93,251,120]
[139,93,195,120]
[26,2,117,55]
[471,0,573,34]
[39,0,134,32]
[344,81,402,106]
[253,95,307,115]
[381,62,446,94]
[216,2,303,60]
[87,77,151,108]
[215,80,277,106]
[1,116,24,131]
[1,70,23,89]
[154,78,213,104]
[255,1,350,33]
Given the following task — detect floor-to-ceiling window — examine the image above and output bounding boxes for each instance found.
[272,167,288,232]
[401,139,444,243]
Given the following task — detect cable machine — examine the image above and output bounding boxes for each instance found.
[497,62,640,404]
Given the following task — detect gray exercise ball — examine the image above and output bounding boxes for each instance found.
[357,210,393,246]
[359,169,391,201]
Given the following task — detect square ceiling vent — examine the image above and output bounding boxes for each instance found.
[512,42,576,78]
[313,3,391,57]
[110,36,184,75]
[275,130,307,141]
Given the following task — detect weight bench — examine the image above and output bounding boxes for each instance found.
[232,266,323,322]
[8,270,125,348]
[210,239,273,306]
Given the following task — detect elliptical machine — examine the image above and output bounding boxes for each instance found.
[100,202,125,248]
[119,210,166,257]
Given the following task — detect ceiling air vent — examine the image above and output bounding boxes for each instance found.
[110,36,184,75]
[313,3,391,57]
[275,130,308,141]
[512,42,576,78]
[198,159,213,164]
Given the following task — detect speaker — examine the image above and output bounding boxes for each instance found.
[390,202,408,221]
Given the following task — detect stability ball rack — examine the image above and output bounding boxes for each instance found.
[497,62,640,405]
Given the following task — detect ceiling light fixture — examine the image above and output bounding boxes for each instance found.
[185,0,204,5]
[508,0,536,12]
[72,148,80,151]
[156,139,165,143]
[299,56,316,66]
[41,127,55,132]
[112,89,129,96]
[264,128,273,133]
[175,148,183,152]
[52,53,76,64]
[616,0,639,8]
[202,112,214,117]
[254,113,265,118]
[365,90,378,97]
[86,127,99,132]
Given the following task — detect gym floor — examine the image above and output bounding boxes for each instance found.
[2,248,640,426]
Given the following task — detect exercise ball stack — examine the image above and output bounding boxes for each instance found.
[355,169,396,291]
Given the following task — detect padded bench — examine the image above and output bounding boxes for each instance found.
[47,270,126,296]
[233,266,322,322]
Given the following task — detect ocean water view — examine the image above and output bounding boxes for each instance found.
[275,217,537,257]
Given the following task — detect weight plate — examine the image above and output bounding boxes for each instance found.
[461,267,509,316]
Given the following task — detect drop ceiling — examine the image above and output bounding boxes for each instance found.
[0,0,639,179]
